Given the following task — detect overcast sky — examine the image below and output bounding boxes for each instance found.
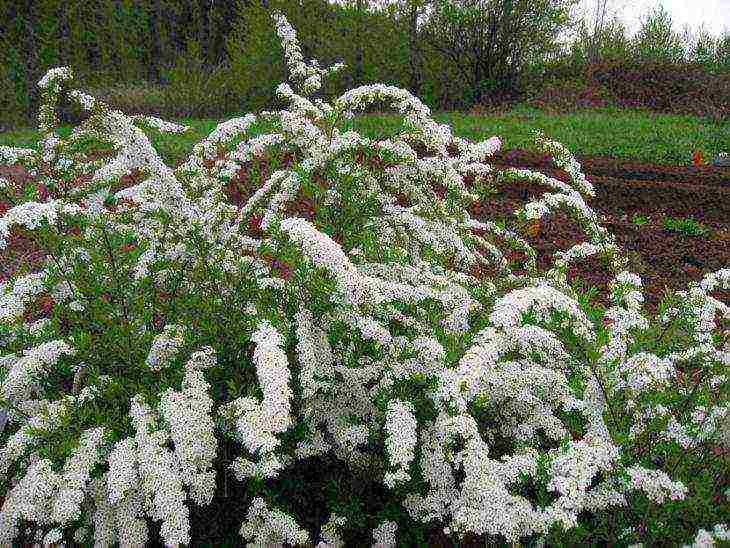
[583,0,730,37]
[331,0,730,39]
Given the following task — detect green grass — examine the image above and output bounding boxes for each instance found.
[359,105,726,166]
[1,104,725,167]
[662,215,708,237]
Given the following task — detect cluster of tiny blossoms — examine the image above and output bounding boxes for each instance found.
[0,10,727,548]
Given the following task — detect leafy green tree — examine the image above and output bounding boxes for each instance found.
[682,24,730,72]
[417,0,580,104]
[568,12,632,65]
[565,0,633,65]
[225,0,287,112]
[716,31,730,70]
[631,4,686,63]
[372,0,434,97]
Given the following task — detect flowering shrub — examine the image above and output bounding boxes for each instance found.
[0,12,728,548]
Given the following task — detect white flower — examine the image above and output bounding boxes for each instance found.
[239,497,310,546]
[250,320,293,434]
[160,355,218,505]
[51,427,106,524]
[384,400,418,487]
[106,438,138,504]
[625,466,687,504]
[146,324,186,370]
[37,67,73,90]
[2,340,75,403]
[372,520,398,547]
[0,272,47,323]
[0,201,83,250]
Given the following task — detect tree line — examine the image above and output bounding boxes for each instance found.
[1,0,728,128]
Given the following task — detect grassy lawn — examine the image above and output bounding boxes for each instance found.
[1,104,726,167]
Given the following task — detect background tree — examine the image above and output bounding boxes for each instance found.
[632,4,686,63]
[568,11,632,65]
[680,23,730,71]
[567,0,632,64]
[377,0,434,97]
[418,0,580,104]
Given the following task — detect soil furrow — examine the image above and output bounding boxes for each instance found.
[492,149,730,186]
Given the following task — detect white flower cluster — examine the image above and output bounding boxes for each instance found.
[128,396,190,546]
[0,272,46,323]
[0,427,104,542]
[160,347,218,505]
[0,11,726,548]
[250,320,293,434]
[684,523,730,548]
[372,520,398,547]
[0,145,36,167]
[533,131,596,198]
[628,402,729,452]
[624,466,688,503]
[189,114,257,164]
[131,114,191,134]
[226,321,294,482]
[0,200,83,250]
[2,340,75,404]
[384,399,418,487]
[146,324,186,370]
[488,280,596,343]
[613,352,675,392]
[453,135,502,163]
[294,306,336,400]
[239,496,310,547]
[376,138,419,163]
[37,67,73,91]
[68,89,97,111]
[216,133,286,181]
[273,12,344,96]
[96,375,217,547]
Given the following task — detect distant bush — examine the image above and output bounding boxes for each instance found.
[588,60,730,120]
[525,77,616,113]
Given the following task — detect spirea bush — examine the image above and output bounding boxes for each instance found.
[0,13,728,548]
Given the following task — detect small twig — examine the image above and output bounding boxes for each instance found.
[570,338,621,433]
[99,223,136,366]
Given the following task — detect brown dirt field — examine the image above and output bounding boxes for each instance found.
[481,149,729,316]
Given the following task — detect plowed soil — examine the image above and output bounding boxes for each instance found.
[480,150,729,316]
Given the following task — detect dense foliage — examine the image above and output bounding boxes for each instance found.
[1,0,729,128]
[0,12,728,547]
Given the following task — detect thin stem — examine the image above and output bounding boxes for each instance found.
[99,223,135,366]
[46,243,133,368]
[576,342,620,432]
[667,398,718,477]
[649,315,678,354]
